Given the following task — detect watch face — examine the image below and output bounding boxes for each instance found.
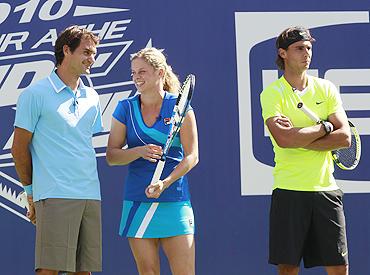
[322,121,333,134]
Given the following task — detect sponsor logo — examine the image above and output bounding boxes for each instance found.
[0,1,153,220]
[235,11,370,195]
[163,117,171,125]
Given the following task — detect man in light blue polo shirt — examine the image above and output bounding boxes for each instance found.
[11,26,103,275]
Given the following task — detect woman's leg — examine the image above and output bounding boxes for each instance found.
[128,238,161,275]
[161,234,195,275]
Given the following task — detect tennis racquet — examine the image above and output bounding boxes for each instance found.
[148,74,196,193]
[297,101,361,170]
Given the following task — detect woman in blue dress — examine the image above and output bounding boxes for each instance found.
[106,47,199,275]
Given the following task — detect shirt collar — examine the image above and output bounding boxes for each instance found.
[280,75,311,93]
[47,70,87,93]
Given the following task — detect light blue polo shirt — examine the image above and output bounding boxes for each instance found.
[14,71,103,202]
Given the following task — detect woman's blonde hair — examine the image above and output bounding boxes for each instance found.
[131,47,180,93]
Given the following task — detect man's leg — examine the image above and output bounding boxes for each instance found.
[269,189,313,269]
[75,200,102,274]
[277,265,299,275]
[35,199,85,273]
[325,265,348,275]
[303,190,348,269]
[36,270,58,275]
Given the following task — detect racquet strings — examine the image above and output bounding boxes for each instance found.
[333,124,360,169]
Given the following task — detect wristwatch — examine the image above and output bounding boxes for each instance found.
[321,121,333,135]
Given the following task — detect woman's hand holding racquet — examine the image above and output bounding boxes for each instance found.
[146,180,167,198]
[138,144,163,162]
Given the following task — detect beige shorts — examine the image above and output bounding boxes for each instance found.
[34,198,102,272]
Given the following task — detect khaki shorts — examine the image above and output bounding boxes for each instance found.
[34,199,102,272]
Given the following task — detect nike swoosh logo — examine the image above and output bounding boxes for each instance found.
[316,101,325,105]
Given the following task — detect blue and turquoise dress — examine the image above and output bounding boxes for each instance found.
[112,92,195,238]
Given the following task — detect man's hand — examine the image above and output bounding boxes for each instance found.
[275,115,293,128]
[26,195,36,225]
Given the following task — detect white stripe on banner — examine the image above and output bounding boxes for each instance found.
[135,202,159,238]
[0,202,29,222]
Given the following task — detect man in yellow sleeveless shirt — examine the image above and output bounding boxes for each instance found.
[260,26,351,275]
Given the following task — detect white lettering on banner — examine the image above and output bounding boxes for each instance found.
[0,32,29,52]
[14,0,43,23]
[105,20,131,39]
[326,69,370,135]
[0,34,5,47]
[84,22,111,39]
[0,21,130,53]
[234,11,370,195]
[79,21,130,40]
[39,0,73,21]
[0,59,55,106]
[0,3,11,25]
[2,1,129,25]
[31,29,58,49]
[73,5,129,17]
[325,69,370,111]
[0,65,11,85]
[13,0,73,23]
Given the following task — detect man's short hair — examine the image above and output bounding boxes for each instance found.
[54,25,99,66]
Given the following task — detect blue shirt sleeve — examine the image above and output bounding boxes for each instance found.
[113,99,129,125]
[14,89,42,133]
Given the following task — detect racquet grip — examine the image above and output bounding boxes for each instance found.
[148,160,166,193]
[297,102,321,124]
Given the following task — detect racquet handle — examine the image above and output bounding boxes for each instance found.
[297,102,321,124]
[148,160,166,194]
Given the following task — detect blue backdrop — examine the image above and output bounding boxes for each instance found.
[0,1,369,274]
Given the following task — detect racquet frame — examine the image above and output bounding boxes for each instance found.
[148,74,195,192]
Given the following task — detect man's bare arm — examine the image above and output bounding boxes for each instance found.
[265,115,328,148]
[304,111,351,151]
